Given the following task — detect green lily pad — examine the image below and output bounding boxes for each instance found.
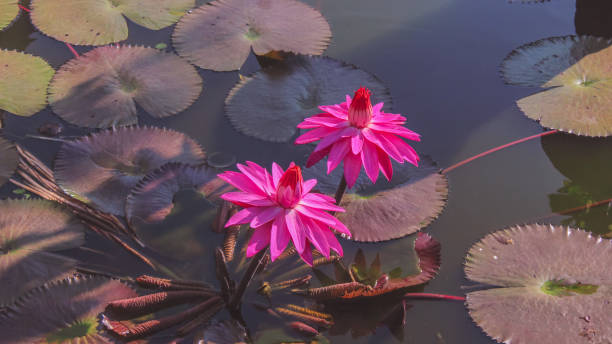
[0,50,54,116]
[0,199,86,306]
[465,224,612,344]
[54,126,206,215]
[49,45,202,128]
[173,0,331,71]
[225,55,391,142]
[0,0,19,31]
[303,156,448,242]
[516,44,612,137]
[0,136,18,187]
[31,0,194,45]
[501,35,612,87]
[0,276,136,343]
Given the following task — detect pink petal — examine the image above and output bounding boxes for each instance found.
[343,152,362,189]
[305,218,330,259]
[313,127,355,153]
[327,139,350,174]
[218,171,266,196]
[381,133,420,165]
[295,205,350,235]
[225,208,258,227]
[321,228,344,256]
[300,194,345,212]
[318,105,348,119]
[221,192,274,207]
[305,192,336,204]
[361,139,380,184]
[350,132,364,155]
[302,179,317,194]
[306,146,331,167]
[302,115,345,127]
[269,215,290,261]
[237,163,270,194]
[246,224,272,257]
[285,209,306,254]
[299,240,313,266]
[362,128,403,162]
[271,162,283,188]
[295,126,337,144]
[377,146,393,181]
[369,124,420,141]
[371,102,384,115]
[250,206,283,228]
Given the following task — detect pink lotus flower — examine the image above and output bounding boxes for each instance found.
[218,162,350,265]
[295,87,420,188]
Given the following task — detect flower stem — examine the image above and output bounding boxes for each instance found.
[442,130,558,174]
[228,249,268,311]
[334,176,348,205]
[403,292,465,301]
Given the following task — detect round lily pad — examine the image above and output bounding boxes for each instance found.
[49,45,202,128]
[465,224,612,344]
[0,276,136,343]
[501,35,612,87]
[0,0,19,31]
[0,136,18,187]
[303,156,448,242]
[173,0,331,71]
[54,126,206,215]
[126,162,230,227]
[31,0,195,45]
[0,50,54,116]
[0,199,86,306]
[516,44,612,137]
[225,55,391,142]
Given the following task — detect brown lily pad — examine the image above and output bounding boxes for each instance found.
[0,135,18,187]
[0,199,85,306]
[303,156,448,242]
[49,45,202,128]
[0,276,136,343]
[465,224,612,344]
[173,0,331,71]
[31,0,194,45]
[54,126,206,215]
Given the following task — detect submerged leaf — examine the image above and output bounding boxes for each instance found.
[0,136,17,187]
[465,224,612,344]
[0,0,19,31]
[0,276,136,343]
[225,55,391,142]
[304,156,448,242]
[31,0,194,45]
[501,35,612,87]
[516,44,612,137]
[54,126,206,215]
[49,45,202,128]
[0,199,86,306]
[173,0,330,71]
[0,50,54,116]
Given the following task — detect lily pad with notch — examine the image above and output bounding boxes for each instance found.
[225,55,391,142]
[172,0,331,71]
[54,126,206,216]
[49,45,202,128]
[0,199,86,306]
[0,136,18,187]
[31,0,195,45]
[303,155,448,242]
[0,0,19,31]
[0,276,136,343]
[516,44,612,137]
[465,224,612,344]
[501,35,612,87]
[0,50,54,116]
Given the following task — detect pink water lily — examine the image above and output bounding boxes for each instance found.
[218,162,350,265]
[295,87,421,188]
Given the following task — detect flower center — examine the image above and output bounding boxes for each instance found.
[348,87,373,129]
[276,165,303,208]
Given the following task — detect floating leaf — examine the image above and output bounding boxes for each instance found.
[0,276,136,343]
[501,35,612,87]
[49,45,202,128]
[31,0,195,45]
[0,199,86,306]
[0,50,54,116]
[0,136,18,187]
[225,55,391,142]
[173,0,330,71]
[516,45,612,137]
[0,0,19,31]
[126,162,230,227]
[54,126,206,215]
[465,224,612,344]
[304,156,447,242]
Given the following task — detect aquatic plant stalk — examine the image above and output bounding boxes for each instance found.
[334,175,348,204]
[228,249,268,311]
[442,130,558,174]
[135,275,212,291]
[402,292,466,301]
[17,5,79,58]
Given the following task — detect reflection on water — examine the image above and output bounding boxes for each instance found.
[575,0,612,38]
[0,12,34,51]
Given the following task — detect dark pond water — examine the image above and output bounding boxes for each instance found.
[1,0,611,343]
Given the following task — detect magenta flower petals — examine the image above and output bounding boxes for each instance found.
[296,87,420,187]
[219,162,349,265]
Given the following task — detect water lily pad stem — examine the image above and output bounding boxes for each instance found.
[334,175,347,205]
[228,249,269,312]
[403,292,465,301]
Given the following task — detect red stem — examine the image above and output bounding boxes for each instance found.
[18,4,79,58]
[403,292,465,301]
[442,130,558,174]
